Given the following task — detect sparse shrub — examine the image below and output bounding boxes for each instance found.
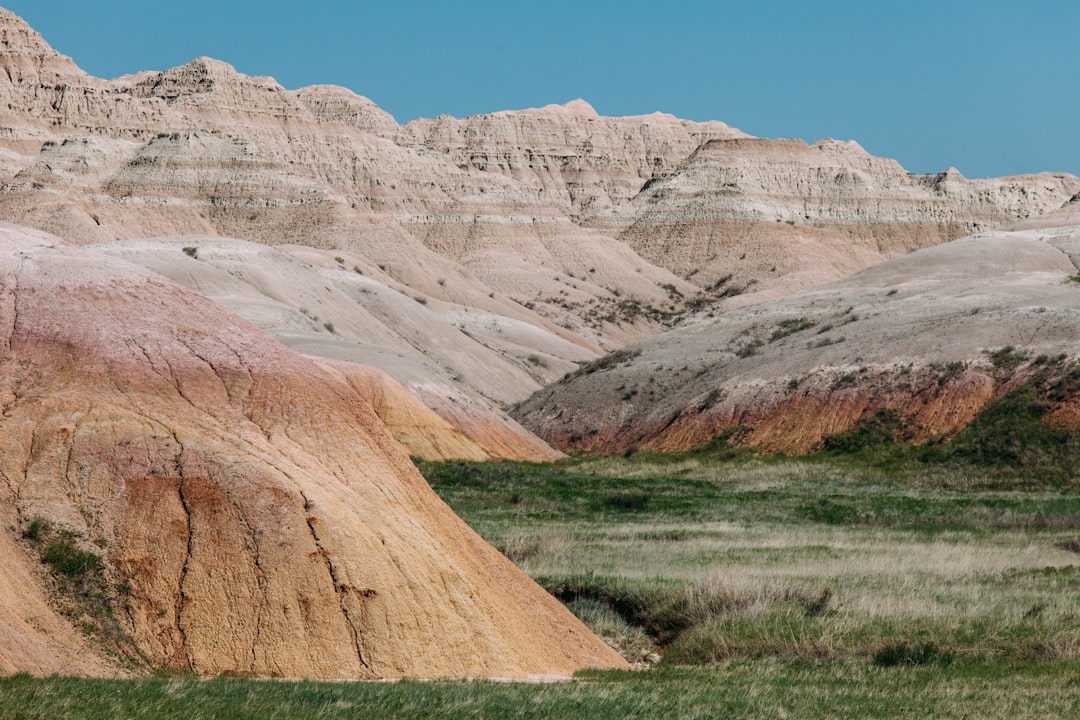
[602,491,651,512]
[182,246,198,259]
[42,537,103,578]
[566,597,656,664]
[801,587,835,618]
[936,360,968,386]
[698,388,724,411]
[735,338,762,358]
[498,532,567,564]
[660,283,683,300]
[21,516,49,542]
[769,317,814,342]
[830,371,858,390]
[688,426,752,459]
[798,498,857,525]
[323,322,335,334]
[1054,539,1080,554]
[334,256,344,265]
[569,348,642,378]
[823,408,905,452]
[988,345,1028,370]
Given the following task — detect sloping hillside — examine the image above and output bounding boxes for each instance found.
[0,224,625,678]
[514,204,1080,455]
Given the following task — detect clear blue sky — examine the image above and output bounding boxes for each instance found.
[6,1,1078,179]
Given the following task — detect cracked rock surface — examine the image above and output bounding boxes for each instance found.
[0,225,626,678]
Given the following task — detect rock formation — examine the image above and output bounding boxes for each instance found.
[514,205,1080,455]
[606,138,1080,305]
[2,4,1075,372]
[3,3,1080,678]
[0,224,625,678]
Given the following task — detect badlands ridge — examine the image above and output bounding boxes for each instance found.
[1,6,1080,677]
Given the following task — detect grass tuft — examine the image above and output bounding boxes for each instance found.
[872,641,954,667]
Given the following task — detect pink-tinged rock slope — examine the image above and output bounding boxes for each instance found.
[0,224,626,678]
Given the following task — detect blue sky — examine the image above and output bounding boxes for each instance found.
[6,1,1078,179]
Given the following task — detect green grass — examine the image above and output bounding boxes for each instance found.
[1,660,1077,720]
[416,453,1080,668]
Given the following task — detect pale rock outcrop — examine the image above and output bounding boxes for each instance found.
[609,137,1080,303]
[514,210,1080,455]
[403,99,747,220]
[92,236,568,461]
[0,224,625,678]
[295,84,402,141]
[0,6,696,358]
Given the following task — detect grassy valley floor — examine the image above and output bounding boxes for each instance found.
[417,453,1080,667]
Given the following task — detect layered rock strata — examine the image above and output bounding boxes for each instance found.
[3,5,1080,461]
[608,138,1080,303]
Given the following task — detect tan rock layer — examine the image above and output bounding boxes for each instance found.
[614,138,1080,299]
[314,359,494,461]
[0,227,625,678]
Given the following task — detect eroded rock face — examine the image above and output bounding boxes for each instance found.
[0,225,625,678]
[514,210,1080,455]
[610,138,1080,303]
[3,4,1074,356]
[402,99,747,221]
[2,5,1080,459]
[91,236,566,462]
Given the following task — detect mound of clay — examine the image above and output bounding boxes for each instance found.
[514,212,1080,455]
[91,236,568,461]
[0,224,625,678]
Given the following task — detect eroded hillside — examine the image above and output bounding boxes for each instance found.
[0,225,625,678]
[1,6,1077,450]
[514,203,1080,455]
